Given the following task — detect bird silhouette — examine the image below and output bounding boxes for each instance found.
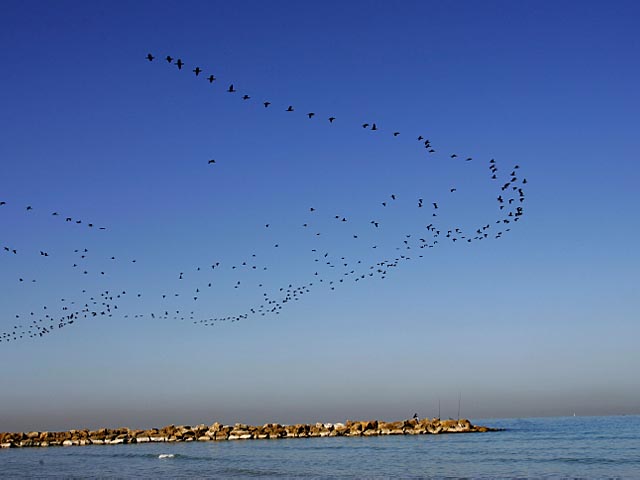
[175,59,184,69]
[193,67,202,76]
[2,53,530,343]
[207,74,216,83]
[146,53,154,61]
[227,84,236,93]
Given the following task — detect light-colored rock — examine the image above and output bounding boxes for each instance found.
[0,417,493,449]
[426,424,443,434]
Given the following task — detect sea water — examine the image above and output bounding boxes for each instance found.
[1,416,638,478]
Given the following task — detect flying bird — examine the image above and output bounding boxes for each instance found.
[207,74,216,83]
[175,59,184,69]
[193,67,202,76]
[146,53,154,61]
[227,84,236,93]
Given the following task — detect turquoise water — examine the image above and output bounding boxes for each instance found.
[1,416,638,478]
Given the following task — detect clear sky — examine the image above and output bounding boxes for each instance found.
[0,0,638,432]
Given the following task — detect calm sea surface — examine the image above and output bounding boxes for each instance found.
[1,416,638,478]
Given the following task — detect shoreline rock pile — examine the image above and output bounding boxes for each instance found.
[0,418,501,448]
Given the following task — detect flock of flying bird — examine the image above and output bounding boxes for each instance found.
[0,53,527,344]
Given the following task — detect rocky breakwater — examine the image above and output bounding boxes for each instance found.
[0,418,500,448]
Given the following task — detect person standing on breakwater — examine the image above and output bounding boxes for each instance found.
[413,413,419,421]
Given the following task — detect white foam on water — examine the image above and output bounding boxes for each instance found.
[158,454,174,459]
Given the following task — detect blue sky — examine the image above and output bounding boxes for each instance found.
[0,0,638,431]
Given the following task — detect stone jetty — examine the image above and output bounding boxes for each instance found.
[0,418,500,448]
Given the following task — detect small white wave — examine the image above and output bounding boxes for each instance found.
[158,454,175,459]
